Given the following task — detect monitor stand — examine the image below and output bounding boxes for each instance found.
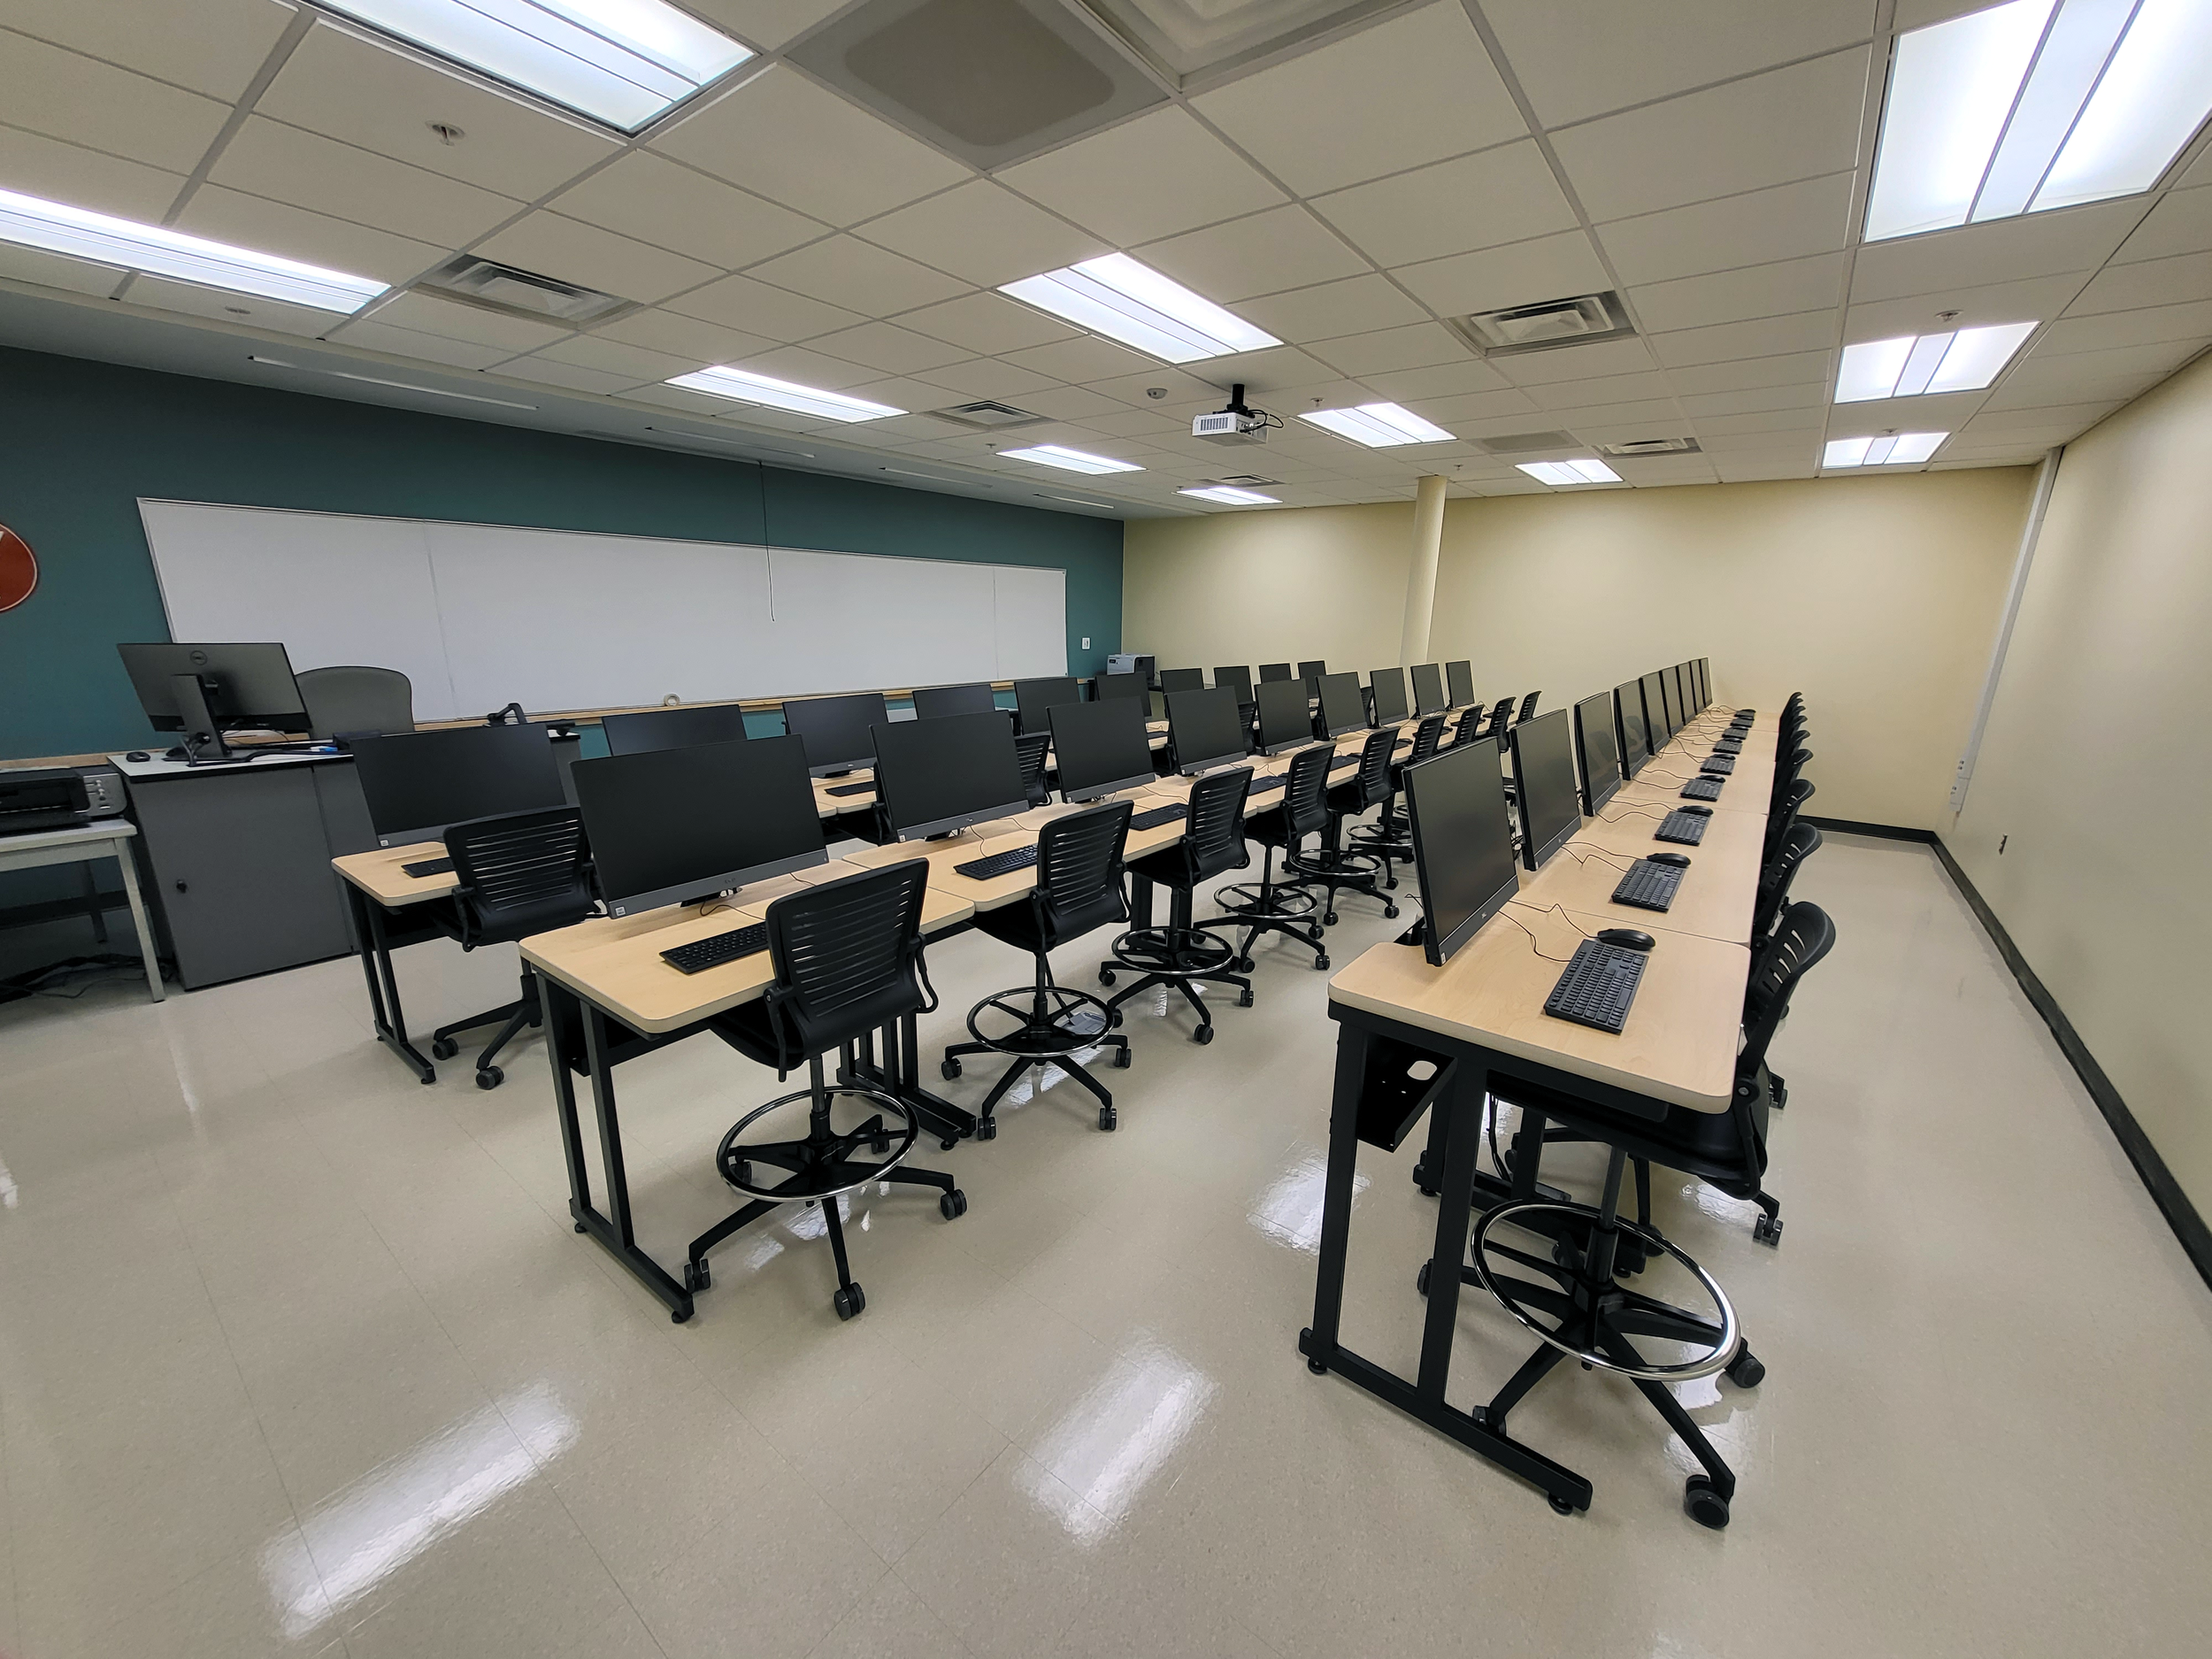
[171,672,236,764]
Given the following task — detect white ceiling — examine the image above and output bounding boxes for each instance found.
[2,0,2208,514]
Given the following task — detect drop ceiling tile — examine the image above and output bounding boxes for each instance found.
[1310,142,1578,270]
[1189,4,1526,196]
[1492,337,1658,383]
[664,273,863,341]
[174,185,442,286]
[1607,456,1720,486]
[1236,275,1426,342]
[474,213,719,304]
[1007,385,1131,422]
[1548,50,1870,224]
[1400,388,1545,423]
[1309,323,1476,378]
[495,355,638,395]
[1540,398,1686,431]
[1700,429,1823,452]
[621,382,757,418]
[256,22,619,202]
[2016,338,2205,386]
[801,321,974,376]
[2036,302,2212,356]
[0,127,184,220]
[125,273,334,337]
[326,316,514,371]
[1079,408,1179,438]
[713,343,879,390]
[2111,187,2212,265]
[1816,389,1986,430]
[0,29,229,171]
[746,234,971,316]
[1199,346,1338,394]
[6,0,296,101]
[2066,250,2212,317]
[1691,407,1824,437]
[1598,175,1855,292]
[916,357,1064,400]
[211,117,522,249]
[1137,206,1367,303]
[1649,309,1837,367]
[1356,358,1517,402]
[1525,371,1674,409]
[988,336,1140,384]
[548,151,826,270]
[677,0,853,53]
[1713,457,1816,480]
[1663,349,1832,394]
[1678,382,1826,418]
[1389,231,1609,317]
[897,291,1079,354]
[1849,201,2143,300]
[1844,275,2089,342]
[0,242,126,298]
[1961,400,2124,434]
[1630,252,1844,336]
[531,334,700,384]
[857,180,1106,288]
[1000,105,1286,246]
[365,291,570,352]
[588,308,775,365]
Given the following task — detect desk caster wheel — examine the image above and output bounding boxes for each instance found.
[1724,1348,1765,1388]
[976,1118,998,1142]
[1548,1495,1578,1517]
[475,1066,503,1090]
[1098,1105,1118,1132]
[940,1189,968,1220]
[833,1283,866,1321]
[941,1057,962,1080]
[1753,1215,1783,1247]
[1237,987,1254,1008]
[1193,1025,1214,1045]
[1384,902,1400,919]
[431,1037,459,1060]
[1099,967,1117,987]
[1416,1260,1431,1296]
[684,1259,711,1293]
[1684,1476,1730,1530]
[1314,953,1330,971]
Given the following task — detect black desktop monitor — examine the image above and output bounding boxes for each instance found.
[602,703,749,756]
[1402,741,1519,967]
[1640,672,1671,746]
[1296,659,1326,684]
[1158,667,1203,693]
[1677,663,1696,718]
[1213,664,1254,704]
[782,691,889,775]
[1166,686,1248,775]
[1446,660,1476,709]
[1317,672,1365,738]
[1255,678,1317,755]
[1697,657,1711,710]
[1049,696,1156,803]
[1615,680,1651,775]
[1511,709,1580,872]
[1096,671,1149,703]
[349,724,566,849]
[872,708,1026,840]
[912,681,997,720]
[573,735,826,917]
[1666,665,1687,732]
[1014,675,1083,736]
[1410,662,1446,715]
[1258,662,1294,683]
[117,641,310,736]
[1572,691,1622,814]
[1369,666,1409,725]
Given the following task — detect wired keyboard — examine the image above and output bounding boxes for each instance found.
[1655,809,1711,845]
[401,856,455,879]
[1248,775,1286,797]
[1701,754,1736,774]
[1128,803,1187,831]
[1609,858,1684,911]
[955,845,1040,880]
[1711,738,1743,755]
[660,923,770,975]
[824,781,875,796]
[1542,940,1648,1034]
[1679,776,1724,801]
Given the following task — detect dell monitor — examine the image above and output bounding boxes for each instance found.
[1677,663,1696,719]
[1696,657,1711,710]
[1317,672,1366,738]
[1014,675,1082,736]
[602,703,749,756]
[872,707,1026,841]
[1410,662,1446,715]
[1049,696,1156,803]
[1158,667,1204,693]
[1096,670,1149,703]
[1572,692,1623,814]
[1402,741,1519,967]
[1166,686,1248,775]
[1296,659,1327,684]
[118,641,311,758]
[1213,664,1254,704]
[349,724,567,849]
[912,682,997,720]
[1446,660,1476,709]
[1369,667,1409,725]
[782,691,888,776]
[573,735,826,917]
[1640,671,1671,747]
[1258,662,1294,683]
[1615,680,1652,775]
[1511,709,1581,872]
[1255,678,1317,755]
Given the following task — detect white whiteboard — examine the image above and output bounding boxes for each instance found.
[137,502,1068,721]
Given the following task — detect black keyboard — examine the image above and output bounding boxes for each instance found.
[660,922,770,974]
[1701,754,1735,774]
[955,845,1040,880]
[1712,738,1743,754]
[1679,776,1724,801]
[1655,809,1710,844]
[1610,858,1684,911]
[1129,803,1187,831]
[1330,755,1358,772]
[1248,775,1286,796]
[1543,940,1649,1033]
[824,781,874,796]
[401,856,455,879]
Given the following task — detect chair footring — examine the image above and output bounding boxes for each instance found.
[960,982,1118,1060]
[1105,924,1239,979]
[713,1084,919,1202]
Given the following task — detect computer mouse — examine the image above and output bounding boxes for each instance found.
[125,750,150,763]
[1648,851,1690,867]
[1680,803,1713,816]
[1595,928,1655,951]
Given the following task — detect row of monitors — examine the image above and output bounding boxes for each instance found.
[1133,660,1479,715]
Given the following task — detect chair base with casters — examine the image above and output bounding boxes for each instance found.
[430,971,544,1091]
[1289,826,1399,927]
[685,1052,965,1321]
[1101,887,1252,1045]
[1209,841,1329,972]
[941,960,1130,1134]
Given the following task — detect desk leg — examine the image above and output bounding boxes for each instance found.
[841,1012,976,1147]
[1415,1062,1482,1400]
[349,885,432,1083]
[1130,872,1156,931]
[1301,1020,1370,1373]
[112,836,164,1003]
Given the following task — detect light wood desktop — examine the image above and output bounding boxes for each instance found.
[1577,795,1770,880]
[332,841,460,908]
[1517,834,1756,944]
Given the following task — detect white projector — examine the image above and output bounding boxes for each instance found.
[1193,410,1268,444]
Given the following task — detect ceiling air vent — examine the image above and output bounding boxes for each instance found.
[1196,473,1279,488]
[1447,292,1635,358]
[1599,436,1703,457]
[1476,430,1582,456]
[932,400,1047,430]
[419,255,636,326]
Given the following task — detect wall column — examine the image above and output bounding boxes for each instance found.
[1399,474,1447,664]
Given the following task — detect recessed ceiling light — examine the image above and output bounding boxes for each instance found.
[1835,323,2036,401]
[332,372,538,409]
[1299,403,1455,447]
[1864,0,2212,241]
[1824,433,1949,467]
[311,0,753,134]
[1179,485,1279,504]
[666,366,903,422]
[1516,458,1623,487]
[0,187,386,311]
[1000,253,1279,364]
[1000,444,1143,474]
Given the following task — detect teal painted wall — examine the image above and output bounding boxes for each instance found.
[0,344,1121,761]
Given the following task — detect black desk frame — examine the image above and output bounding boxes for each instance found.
[344,882,449,1085]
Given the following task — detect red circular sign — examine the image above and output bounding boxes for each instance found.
[0,526,35,612]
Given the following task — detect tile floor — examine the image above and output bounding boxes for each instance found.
[3,833,2209,1658]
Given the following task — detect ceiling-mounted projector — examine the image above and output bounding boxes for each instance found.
[1194,383,1275,445]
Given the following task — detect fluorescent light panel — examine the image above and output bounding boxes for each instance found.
[1179,485,1279,504]
[1865,0,2212,241]
[0,187,386,311]
[1001,444,1142,474]
[1825,433,1948,466]
[667,366,902,422]
[1515,457,1623,487]
[1299,403,1455,447]
[314,0,752,132]
[1000,253,1279,365]
[1835,323,2036,401]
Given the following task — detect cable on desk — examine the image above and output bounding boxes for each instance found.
[1561,842,1634,872]
[1597,804,1669,824]
[1494,902,1582,964]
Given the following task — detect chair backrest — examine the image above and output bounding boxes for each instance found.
[1014,731,1052,807]
[1344,727,1396,809]
[1769,749,1812,811]
[761,860,931,1061]
[1448,707,1485,748]
[1516,690,1540,722]
[1764,778,1815,857]
[1175,766,1252,884]
[1739,900,1835,1087]
[1752,821,1822,941]
[298,665,414,740]
[1283,743,1333,837]
[1032,801,1132,945]
[1404,712,1447,770]
[445,807,594,947]
[1481,698,1514,741]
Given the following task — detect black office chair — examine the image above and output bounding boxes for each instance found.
[1448,704,1491,749]
[691,861,965,1320]
[428,807,595,1089]
[1294,729,1401,926]
[1352,711,1445,879]
[1101,767,1254,1044]
[1476,697,1514,743]
[1444,901,1836,1530]
[298,664,415,739]
[1015,731,1053,808]
[1765,778,1815,860]
[941,803,1133,1134]
[1752,821,1823,946]
[1210,744,1332,972]
[1514,690,1541,724]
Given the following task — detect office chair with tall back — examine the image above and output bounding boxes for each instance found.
[1294,728,1401,926]
[1210,743,1332,972]
[1101,767,1255,1044]
[1448,703,1491,748]
[1353,711,1446,879]
[1015,731,1053,808]
[692,861,965,1319]
[1514,690,1541,724]
[298,664,414,739]
[941,803,1133,1134]
[1476,697,1515,747]
[429,807,595,1089]
[1765,778,1815,860]
[1753,821,1823,946]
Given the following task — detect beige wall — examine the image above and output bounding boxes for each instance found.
[1124,469,2034,828]
[1951,349,2212,1216]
